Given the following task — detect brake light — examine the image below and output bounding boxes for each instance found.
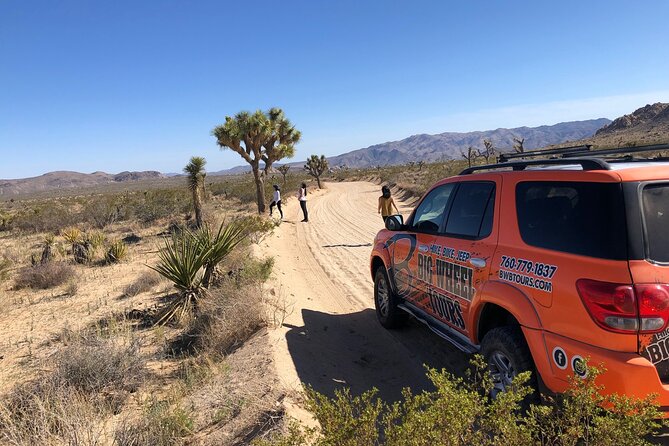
[577,280,637,333]
[636,284,669,333]
[577,280,669,334]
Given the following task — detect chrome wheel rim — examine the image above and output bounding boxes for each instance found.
[489,351,516,397]
[376,275,390,317]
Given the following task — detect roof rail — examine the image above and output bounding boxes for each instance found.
[459,158,610,175]
[561,143,669,159]
[498,144,592,162]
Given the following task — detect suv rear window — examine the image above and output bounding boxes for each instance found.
[642,184,669,263]
[516,182,627,260]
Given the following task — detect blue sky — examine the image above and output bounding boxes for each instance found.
[1,0,668,179]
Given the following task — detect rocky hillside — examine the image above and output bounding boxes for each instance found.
[551,103,669,150]
[325,119,610,168]
[0,170,164,196]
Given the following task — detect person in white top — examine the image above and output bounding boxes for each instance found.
[269,184,283,219]
[298,182,308,222]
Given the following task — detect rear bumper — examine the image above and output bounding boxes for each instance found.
[526,329,669,414]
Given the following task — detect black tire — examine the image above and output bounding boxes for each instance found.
[480,326,538,401]
[374,267,408,329]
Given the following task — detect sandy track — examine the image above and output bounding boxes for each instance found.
[259,181,468,415]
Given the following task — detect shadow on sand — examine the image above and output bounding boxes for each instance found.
[285,308,469,403]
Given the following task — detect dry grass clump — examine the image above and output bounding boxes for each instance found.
[0,382,104,446]
[123,271,162,297]
[170,282,266,357]
[0,334,145,444]
[114,399,194,446]
[13,262,76,290]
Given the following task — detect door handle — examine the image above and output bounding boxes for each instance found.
[469,258,486,268]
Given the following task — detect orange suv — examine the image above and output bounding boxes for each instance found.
[370,144,669,407]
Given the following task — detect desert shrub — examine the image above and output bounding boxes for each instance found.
[11,204,79,233]
[239,256,275,283]
[123,271,162,297]
[131,189,191,224]
[258,360,663,446]
[114,398,194,446]
[14,262,75,290]
[105,240,128,263]
[82,195,126,228]
[51,337,145,399]
[168,282,266,357]
[0,335,144,445]
[0,381,104,446]
[0,211,12,231]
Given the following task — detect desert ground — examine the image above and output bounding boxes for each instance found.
[258,181,469,419]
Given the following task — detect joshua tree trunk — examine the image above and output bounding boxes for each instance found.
[316,175,322,189]
[252,167,266,214]
[193,188,203,228]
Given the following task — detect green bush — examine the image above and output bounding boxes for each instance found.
[256,359,663,446]
[114,399,194,446]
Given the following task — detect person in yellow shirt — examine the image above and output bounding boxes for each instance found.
[378,185,399,223]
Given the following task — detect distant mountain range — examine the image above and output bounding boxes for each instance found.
[323,119,611,168]
[4,102,668,197]
[0,171,163,196]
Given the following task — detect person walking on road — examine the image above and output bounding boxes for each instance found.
[269,184,283,219]
[378,185,399,223]
[298,182,308,222]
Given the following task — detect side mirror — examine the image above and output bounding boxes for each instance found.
[385,214,404,231]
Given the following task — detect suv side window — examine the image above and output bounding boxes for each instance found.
[516,181,627,260]
[410,184,455,233]
[443,182,495,239]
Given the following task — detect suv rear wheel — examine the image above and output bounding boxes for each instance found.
[480,326,538,399]
[374,267,408,329]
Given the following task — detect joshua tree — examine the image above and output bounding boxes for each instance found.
[513,136,525,154]
[304,155,328,189]
[212,108,301,214]
[461,146,481,168]
[481,139,496,163]
[277,164,290,186]
[184,156,206,228]
[417,160,425,171]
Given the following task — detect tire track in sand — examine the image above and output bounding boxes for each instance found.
[260,181,468,415]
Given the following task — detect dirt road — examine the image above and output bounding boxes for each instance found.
[258,181,468,416]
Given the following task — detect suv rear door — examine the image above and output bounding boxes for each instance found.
[626,182,669,379]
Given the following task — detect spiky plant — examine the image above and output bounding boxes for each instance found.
[85,231,107,255]
[184,157,206,228]
[105,240,127,264]
[196,219,249,288]
[149,220,250,325]
[150,230,211,325]
[61,227,82,244]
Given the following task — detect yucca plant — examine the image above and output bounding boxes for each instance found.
[150,230,211,325]
[149,219,250,325]
[105,240,127,264]
[61,227,82,244]
[85,230,107,257]
[196,219,248,288]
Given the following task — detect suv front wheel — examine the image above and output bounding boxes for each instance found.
[480,326,538,399]
[374,267,408,329]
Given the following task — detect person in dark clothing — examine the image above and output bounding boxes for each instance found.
[269,184,283,219]
[298,183,308,222]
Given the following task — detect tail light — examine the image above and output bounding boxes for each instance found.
[577,280,669,334]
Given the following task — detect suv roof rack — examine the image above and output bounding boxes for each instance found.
[463,143,669,175]
[498,144,592,163]
[459,158,610,175]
